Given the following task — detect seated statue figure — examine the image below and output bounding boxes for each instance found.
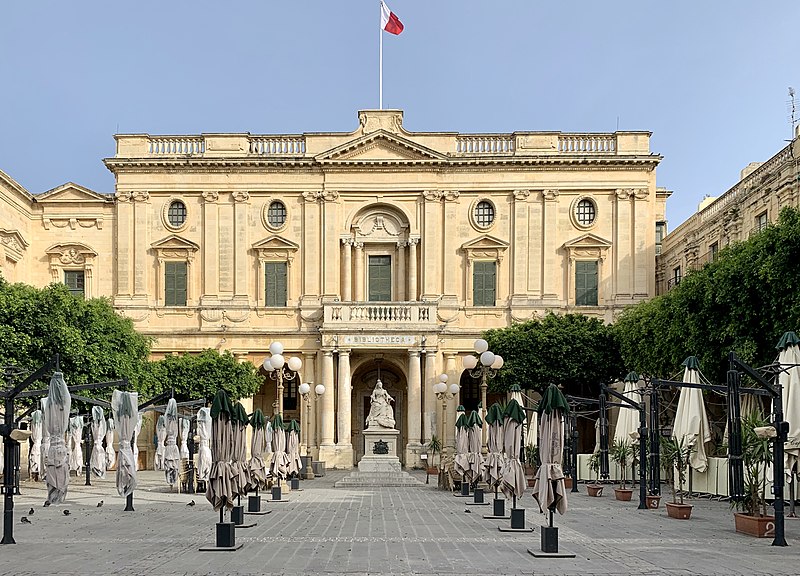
[365,379,395,429]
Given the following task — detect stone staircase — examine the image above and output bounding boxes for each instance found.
[333,470,423,488]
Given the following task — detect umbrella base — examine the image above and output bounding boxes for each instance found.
[498,526,534,532]
[245,509,272,515]
[199,543,244,552]
[198,522,242,551]
[528,548,576,559]
[247,495,262,513]
[499,508,532,531]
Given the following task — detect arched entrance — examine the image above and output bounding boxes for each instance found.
[351,359,407,466]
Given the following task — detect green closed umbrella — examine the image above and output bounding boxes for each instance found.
[483,403,505,488]
[467,410,484,484]
[230,402,251,497]
[269,413,289,481]
[248,409,268,490]
[454,407,470,481]
[500,398,526,503]
[532,384,570,522]
[205,390,235,513]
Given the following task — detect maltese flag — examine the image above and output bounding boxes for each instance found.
[380,1,404,35]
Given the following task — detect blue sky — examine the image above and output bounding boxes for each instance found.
[1,1,797,228]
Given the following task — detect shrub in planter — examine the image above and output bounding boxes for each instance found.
[425,435,442,484]
[732,412,775,537]
[661,435,693,519]
[586,451,603,496]
[611,439,633,501]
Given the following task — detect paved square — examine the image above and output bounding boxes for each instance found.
[2,470,797,575]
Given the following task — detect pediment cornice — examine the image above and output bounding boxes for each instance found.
[315,130,448,164]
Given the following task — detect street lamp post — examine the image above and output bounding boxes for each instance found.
[298,382,325,480]
[262,341,303,417]
[461,339,504,453]
[432,373,460,489]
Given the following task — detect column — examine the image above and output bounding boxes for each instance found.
[615,189,633,299]
[406,350,422,465]
[319,350,335,445]
[301,193,321,301]
[444,353,457,451]
[632,188,649,297]
[201,191,219,302]
[396,242,406,301]
[115,193,132,297]
[542,189,559,299]
[354,242,364,301]
[132,192,149,298]
[336,349,352,448]
[423,349,437,444]
[341,238,352,301]
[233,191,249,299]
[407,238,418,301]
[303,352,317,453]
[512,190,530,300]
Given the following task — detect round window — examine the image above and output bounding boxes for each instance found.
[167,200,187,228]
[267,201,287,229]
[474,200,495,228]
[575,199,596,226]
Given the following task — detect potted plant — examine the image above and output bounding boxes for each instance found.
[661,435,693,519]
[611,439,633,501]
[586,451,603,497]
[524,444,538,487]
[425,435,442,483]
[733,412,775,537]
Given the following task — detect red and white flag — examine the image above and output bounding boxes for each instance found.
[380,1,404,35]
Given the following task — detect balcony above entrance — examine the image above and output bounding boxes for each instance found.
[323,301,437,330]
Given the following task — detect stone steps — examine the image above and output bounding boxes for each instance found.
[333,471,423,488]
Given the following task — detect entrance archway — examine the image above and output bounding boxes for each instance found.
[351,359,407,466]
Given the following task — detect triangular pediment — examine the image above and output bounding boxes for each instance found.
[37,182,111,203]
[0,169,34,203]
[563,233,612,249]
[316,130,447,163]
[460,235,510,252]
[252,235,299,251]
[151,235,200,251]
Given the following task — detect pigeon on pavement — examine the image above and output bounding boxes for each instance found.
[464,509,471,513]
[187,500,196,507]
[97,500,104,508]
[63,510,71,516]
[43,501,50,507]
[28,508,34,515]
[20,517,31,524]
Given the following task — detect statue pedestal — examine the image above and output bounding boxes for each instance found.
[333,428,421,488]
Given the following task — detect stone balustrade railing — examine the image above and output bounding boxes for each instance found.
[324,302,436,325]
[455,134,515,154]
[249,136,306,155]
[558,134,617,153]
[148,137,205,155]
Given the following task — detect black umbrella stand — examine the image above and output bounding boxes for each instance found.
[498,493,532,532]
[483,483,510,519]
[527,481,576,558]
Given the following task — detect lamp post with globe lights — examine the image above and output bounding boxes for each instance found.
[461,338,504,453]
[262,341,303,417]
[298,382,325,479]
[432,373,460,489]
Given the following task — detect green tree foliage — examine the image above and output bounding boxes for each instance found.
[0,278,152,388]
[483,313,625,397]
[144,350,263,402]
[615,206,800,382]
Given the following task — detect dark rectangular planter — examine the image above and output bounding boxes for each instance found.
[247,495,261,512]
[216,522,235,548]
[231,505,244,525]
[493,498,505,517]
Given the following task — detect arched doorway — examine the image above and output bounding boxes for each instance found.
[351,359,407,466]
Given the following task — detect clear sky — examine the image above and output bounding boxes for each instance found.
[1,1,797,228]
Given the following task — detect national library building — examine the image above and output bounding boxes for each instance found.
[0,109,666,468]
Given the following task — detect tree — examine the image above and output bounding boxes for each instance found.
[483,313,625,396]
[0,278,152,389]
[615,206,800,382]
[145,350,263,402]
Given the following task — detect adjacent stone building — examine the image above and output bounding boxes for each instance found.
[0,109,665,468]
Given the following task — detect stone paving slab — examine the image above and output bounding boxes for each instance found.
[0,470,797,575]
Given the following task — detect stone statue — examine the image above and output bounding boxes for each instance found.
[365,379,395,429]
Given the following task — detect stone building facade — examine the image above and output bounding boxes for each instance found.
[657,133,800,294]
[1,109,665,468]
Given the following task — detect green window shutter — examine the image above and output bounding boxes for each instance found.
[473,261,496,306]
[265,262,288,307]
[368,255,392,302]
[64,270,85,298]
[165,261,187,306]
[575,261,598,306]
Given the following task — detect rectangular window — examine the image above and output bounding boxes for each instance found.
[655,221,666,256]
[283,379,298,411]
[264,261,288,307]
[756,211,768,233]
[710,242,719,262]
[472,261,497,306]
[673,266,682,285]
[368,255,392,302]
[164,261,187,306]
[64,270,85,298]
[575,261,598,306]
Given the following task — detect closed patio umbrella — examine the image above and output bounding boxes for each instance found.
[205,389,235,512]
[111,390,138,498]
[500,398,526,504]
[613,371,641,447]
[269,413,289,482]
[68,416,83,475]
[483,403,505,489]
[40,399,50,482]
[196,407,212,483]
[179,417,190,459]
[29,410,43,480]
[45,372,72,505]
[133,413,142,471]
[532,384,569,519]
[453,407,470,483]
[155,415,166,470]
[90,406,107,478]
[248,409,268,490]
[525,411,538,458]
[673,357,711,473]
[264,419,273,461]
[286,419,302,478]
[778,331,800,481]
[467,410,484,485]
[230,402,251,497]
[105,417,116,470]
[164,398,180,486]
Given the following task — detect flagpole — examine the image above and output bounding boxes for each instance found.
[379,3,383,110]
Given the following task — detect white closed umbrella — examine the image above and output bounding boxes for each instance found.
[196,407,212,482]
[45,372,72,505]
[269,414,289,482]
[778,332,800,480]
[112,390,139,498]
[179,417,190,459]
[453,408,469,482]
[673,357,711,473]
[613,372,641,447]
[105,417,116,470]
[154,414,166,470]
[248,409,268,489]
[90,406,107,478]
[29,410,43,480]
[482,403,504,488]
[532,385,569,519]
[133,413,142,471]
[466,410,484,484]
[500,399,526,503]
[286,419,302,477]
[163,398,180,486]
[526,411,538,454]
[68,416,84,474]
[40,398,50,482]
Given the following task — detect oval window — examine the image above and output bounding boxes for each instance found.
[167,200,187,228]
[267,200,287,228]
[575,198,596,226]
[474,200,495,228]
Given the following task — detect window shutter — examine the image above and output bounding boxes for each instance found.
[165,262,187,306]
[265,262,288,307]
[368,256,392,302]
[575,261,598,306]
[473,261,496,306]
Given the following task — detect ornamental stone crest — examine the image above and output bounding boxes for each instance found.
[202,191,219,203]
[131,191,150,202]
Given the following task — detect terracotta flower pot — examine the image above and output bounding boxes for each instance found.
[665,501,693,519]
[614,488,633,501]
[527,477,536,487]
[646,495,661,509]
[564,477,573,490]
[733,513,775,537]
[586,484,603,497]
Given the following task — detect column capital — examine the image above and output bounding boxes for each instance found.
[341,236,354,247]
[513,189,531,201]
[202,190,219,203]
[542,189,559,201]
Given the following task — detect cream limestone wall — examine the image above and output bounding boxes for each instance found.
[1,109,665,469]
